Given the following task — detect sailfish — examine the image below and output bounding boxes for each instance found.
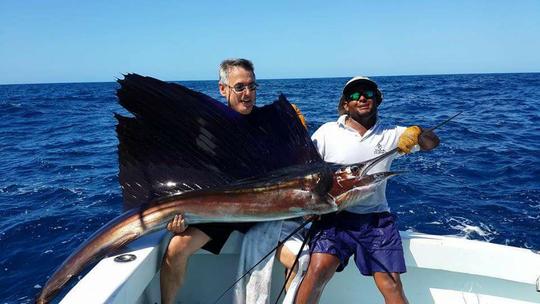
[36,74,398,303]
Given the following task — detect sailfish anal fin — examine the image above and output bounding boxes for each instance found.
[116,74,323,210]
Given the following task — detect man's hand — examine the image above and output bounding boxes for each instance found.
[398,126,422,154]
[166,214,188,234]
[418,129,440,151]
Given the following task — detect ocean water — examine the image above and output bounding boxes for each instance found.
[1,73,539,302]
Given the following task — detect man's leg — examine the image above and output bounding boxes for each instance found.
[373,272,408,304]
[276,218,308,291]
[294,253,340,304]
[276,244,298,291]
[160,227,210,304]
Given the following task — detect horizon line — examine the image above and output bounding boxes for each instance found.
[1,71,538,86]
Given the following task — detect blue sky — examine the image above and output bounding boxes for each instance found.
[1,0,539,84]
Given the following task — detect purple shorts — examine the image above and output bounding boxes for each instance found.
[309,211,406,275]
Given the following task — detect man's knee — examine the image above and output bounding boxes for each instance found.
[306,257,338,284]
[164,230,207,262]
[166,236,191,259]
[375,273,404,295]
[381,279,402,294]
[277,245,298,270]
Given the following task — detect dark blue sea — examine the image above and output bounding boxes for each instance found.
[1,73,539,303]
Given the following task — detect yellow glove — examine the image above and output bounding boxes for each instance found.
[398,126,422,154]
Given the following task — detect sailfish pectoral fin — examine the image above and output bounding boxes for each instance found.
[333,171,402,210]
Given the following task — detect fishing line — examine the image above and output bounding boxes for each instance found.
[212,218,313,304]
[273,220,316,304]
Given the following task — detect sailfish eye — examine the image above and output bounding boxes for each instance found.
[350,166,360,175]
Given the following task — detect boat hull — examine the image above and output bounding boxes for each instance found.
[60,231,540,304]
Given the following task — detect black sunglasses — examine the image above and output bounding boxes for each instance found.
[229,82,258,93]
[346,90,375,101]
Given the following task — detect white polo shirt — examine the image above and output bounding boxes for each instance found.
[311,115,410,214]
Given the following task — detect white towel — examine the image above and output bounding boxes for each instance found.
[233,220,309,304]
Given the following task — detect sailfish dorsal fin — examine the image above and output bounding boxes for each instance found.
[116,74,322,210]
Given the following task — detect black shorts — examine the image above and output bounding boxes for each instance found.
[191,222,255,254]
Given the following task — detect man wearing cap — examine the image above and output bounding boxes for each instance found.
[295,76,439,303]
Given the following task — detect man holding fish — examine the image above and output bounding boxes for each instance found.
[295,76,440,304]
[160,58,307,304]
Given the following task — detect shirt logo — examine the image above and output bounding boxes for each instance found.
[374,143,386,154]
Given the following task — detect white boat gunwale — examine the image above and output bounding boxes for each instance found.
[60,230,540,304]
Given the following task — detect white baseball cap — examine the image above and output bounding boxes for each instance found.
[342,76,378,93]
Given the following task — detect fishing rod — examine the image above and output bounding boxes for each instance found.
[360,111,463,175]
[425,111,463,132]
